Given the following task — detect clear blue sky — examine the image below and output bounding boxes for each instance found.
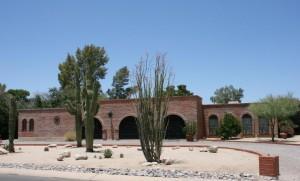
[0,0,299,103]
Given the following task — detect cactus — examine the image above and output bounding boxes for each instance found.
[134,54,171,162]
[8,94,17,153]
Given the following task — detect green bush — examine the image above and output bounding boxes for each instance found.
[104,149,113,158]
[64,131,76,141]
[279,120,297,137]
[182,121,197,136]
[217,113,241,140]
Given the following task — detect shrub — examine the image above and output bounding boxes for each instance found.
[2,144,9,151]
[217,113,241,140]
[64,131,76,141]
[120,153,124,158]
[279,120,297,137]
[182,121,197,136]
[104,149,113,158]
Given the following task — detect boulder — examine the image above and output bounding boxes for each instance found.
[142,162,158,166]
[0,148,8,155]
[208,146,218,153]
[93,144,103,148]
[165,159,175,165]
[61,151,71,158]
[137,148,142,151]
[199,147,208,152]
[112,145,118,148]
[48,144,57,148]
[189,147,194,151]
[75,154,88,160]
[64,144,72,148]
[57,155,64,161]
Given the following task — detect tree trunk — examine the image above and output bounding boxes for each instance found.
[8,96,16,153]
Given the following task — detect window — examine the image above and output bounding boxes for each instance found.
[29,119,34,132]
[208,115,219,136]
[259,118,269,135]
[242,114,253,135]
[22,119,27,131]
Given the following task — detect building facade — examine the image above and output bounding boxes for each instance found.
[18,96,275,140]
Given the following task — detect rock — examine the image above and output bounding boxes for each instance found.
[57,155,64,161]
[75,154,88,160]
[94,155,97,158]
[208,146,218,153]
[99,155,102,159]
[0,148,8,155]
[142,162,153,166]
[164,159,175,165]
[137,148,142,151]
[189,147,194,151]
[93,144,102,148]
[44,147,49,152]
[112,145,118,148]
[199,147,208,152]
[61,151,71,158]
[151,162,158,166]
[64,144,72,148]
[48,144,57,148]
[18,147,22,151]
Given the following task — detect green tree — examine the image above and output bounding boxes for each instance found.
[47,87,65,108]
[250,94,299,142]
[210,85,244,104]
[0,84,17,152]
[107,66,132,99]
[34,95,44,108]
[0,83,8,140]
[76,45,108,152]
[58,54,83,147]
[7,89,30,109]
[176,84,193,96]
[217,113,241,140]
[134,54,172,162]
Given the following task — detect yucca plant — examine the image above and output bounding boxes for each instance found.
[134,54,172,162]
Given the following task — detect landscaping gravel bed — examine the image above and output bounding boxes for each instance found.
[0,162,276,180]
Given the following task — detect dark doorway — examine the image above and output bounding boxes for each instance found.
[82,118,103,139]
[119,116,138,139]
[165,115,186,139]
[94,118,102,139]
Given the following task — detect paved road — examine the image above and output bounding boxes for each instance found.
[0,174,78,181]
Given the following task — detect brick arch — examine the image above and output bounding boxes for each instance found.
[115,114,137,130]
[240,112,255,136]
[118,116,138,139]
[165,112,188,123]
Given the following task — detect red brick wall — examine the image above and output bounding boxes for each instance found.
[18,108,74,139]
[259,156,280,177]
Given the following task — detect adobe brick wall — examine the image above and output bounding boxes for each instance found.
[203,104,274,137]
[18,96,204,140]
[18,108,74,139]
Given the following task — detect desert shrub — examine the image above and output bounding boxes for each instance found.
[279,120,297,137]
[120,153,124,158]
[64,131,76,141]
[182,121,197,136]
[104,149,113,158]
[2,144,9,151]
[217,113,241,140]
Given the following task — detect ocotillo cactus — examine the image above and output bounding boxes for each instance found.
[8,94,17,153]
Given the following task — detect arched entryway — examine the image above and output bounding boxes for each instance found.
[208,115,219,136]
[119,116,138,139]
[242,114,253,136]
[94,118,102,139]
[164,115,186,139]
[82,118,103,139]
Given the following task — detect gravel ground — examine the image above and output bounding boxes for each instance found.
[3,139,300,181]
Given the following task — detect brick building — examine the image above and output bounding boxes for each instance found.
[18,96,274,140]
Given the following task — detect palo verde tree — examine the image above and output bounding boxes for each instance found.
[107,66,133,99]
[210,85,244,104]
[77,45,108,152]
[134,54,172,162]
[58,55,83,147]
[250,94,299,142]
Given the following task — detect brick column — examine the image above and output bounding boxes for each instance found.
[259,156,279,177]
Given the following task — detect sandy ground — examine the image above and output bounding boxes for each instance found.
[0,146,258,174]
